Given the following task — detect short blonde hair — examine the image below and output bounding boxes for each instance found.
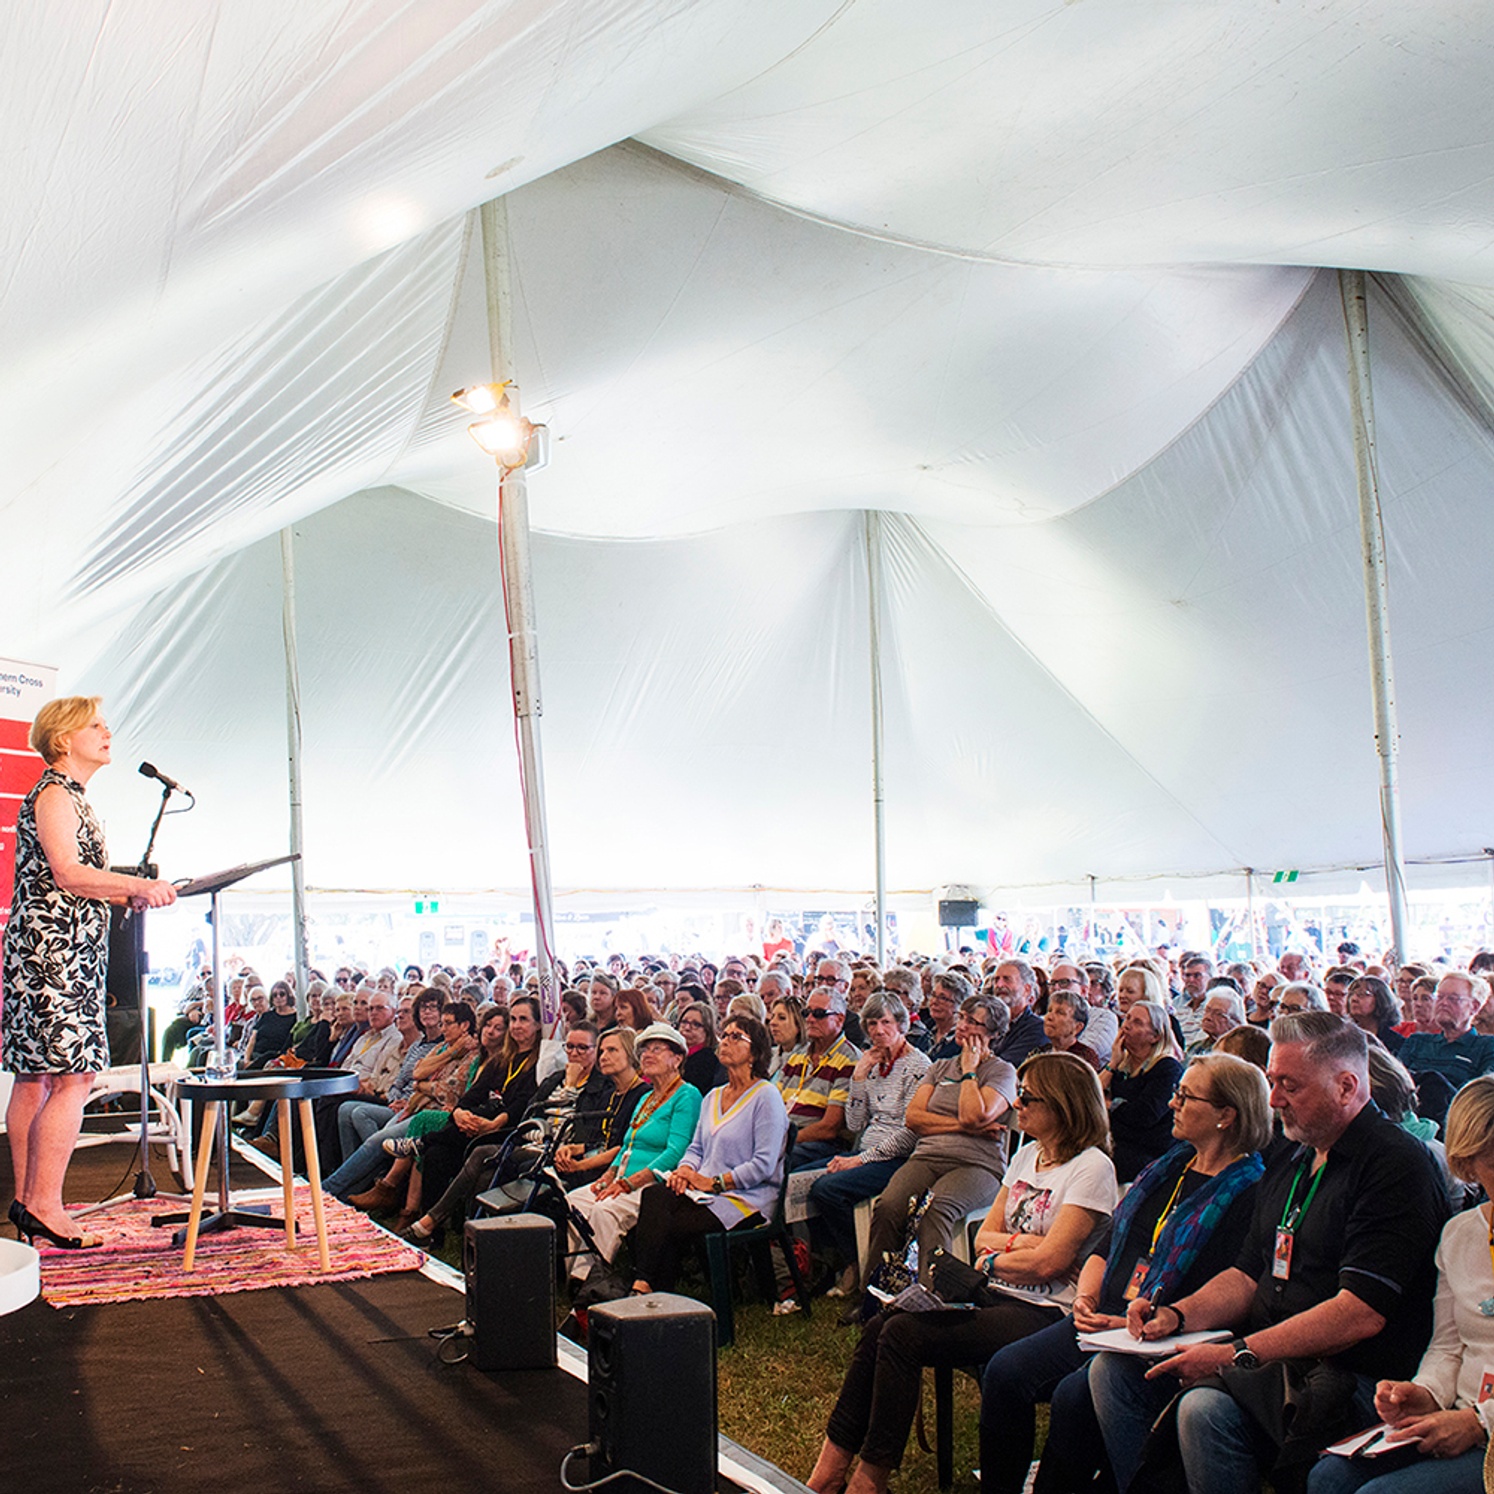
[1187,1052,1272,1154]
[1444,1075,1494,1184]
[31,696,102,765]
[1119,964,1167,1007]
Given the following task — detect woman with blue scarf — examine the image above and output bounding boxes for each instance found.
[981,1052,1271,1494]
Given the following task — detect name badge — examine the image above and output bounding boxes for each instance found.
[1124,1255,1150,1301]
[1272,1228,1295,1281]
[1480,1371,1494,1405]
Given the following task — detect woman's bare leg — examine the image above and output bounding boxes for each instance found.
[806,1438,855,1493]
[844,1460,890,1494]
[17,1072,96,1232]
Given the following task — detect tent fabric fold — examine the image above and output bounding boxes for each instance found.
[2,1,1492,902]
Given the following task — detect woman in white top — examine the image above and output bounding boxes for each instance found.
[808,1051,1117,1494]
[1308,1075,1494,1494]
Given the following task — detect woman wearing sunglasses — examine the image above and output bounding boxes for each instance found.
[808,1052,1116,1494]
[997,1051,1269,1493]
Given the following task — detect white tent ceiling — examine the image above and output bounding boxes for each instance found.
[4,1,1494,905]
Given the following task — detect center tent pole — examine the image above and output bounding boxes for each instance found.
[479,198,558,1014]
[864,511,888,967]
[1338,269,1411,963]
[280,526,310,1014]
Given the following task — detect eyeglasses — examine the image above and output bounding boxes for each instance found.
[1173,1087,1225,1107]
[1015,1089,1046,1106]
[806,1006,834,1018]
[564,1041,595,1053]
[719,1030,749,1044]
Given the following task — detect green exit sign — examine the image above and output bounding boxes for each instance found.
[1272,870,1299,885]
[414,897,441,914]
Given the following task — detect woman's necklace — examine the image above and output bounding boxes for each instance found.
[630,1075,682,1131]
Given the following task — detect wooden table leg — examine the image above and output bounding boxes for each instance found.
[277,1098,297,1250]
[296,1099,331,1271]
[182,1100,219,1272]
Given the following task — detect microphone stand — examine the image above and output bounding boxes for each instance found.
[78,780,192,1215]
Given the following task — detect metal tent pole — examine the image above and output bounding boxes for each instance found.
[1244,868,1256,961]
[280,526,310,1013]
[864,511,887,966]
[1338,269,1411,963]
[480,197,558,1012]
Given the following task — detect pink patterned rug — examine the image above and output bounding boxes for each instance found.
[36,1192,426,1308]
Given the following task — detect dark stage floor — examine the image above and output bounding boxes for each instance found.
[2,1271,591,1492]
[0,1138,595,1492]
[1,1132,771,1494]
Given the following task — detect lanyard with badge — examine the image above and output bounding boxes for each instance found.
[1273,1156,1326,1280]
[1123,1166,1190,1300]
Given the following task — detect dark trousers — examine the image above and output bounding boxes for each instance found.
[633,1187,728,1291]
[825,1297,1059,1471]
[981,1315,1106,1494]
[417,1120,477,1214]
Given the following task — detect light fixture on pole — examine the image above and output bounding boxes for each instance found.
[452,382,549,471]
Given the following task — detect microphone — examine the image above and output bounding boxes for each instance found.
[138,761,190,796]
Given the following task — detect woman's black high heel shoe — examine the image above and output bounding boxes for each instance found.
[14,1205,100,1250]
[7,1199,24,1235]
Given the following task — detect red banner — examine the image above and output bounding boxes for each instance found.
[0,658,59,943]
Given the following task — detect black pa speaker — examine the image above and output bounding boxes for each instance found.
[588,1294,716,1493]
[106,870,151,1064]
[938,898,979,928]
[463,1214,556,1370]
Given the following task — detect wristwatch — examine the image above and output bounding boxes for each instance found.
[1231,1337,1260,1370]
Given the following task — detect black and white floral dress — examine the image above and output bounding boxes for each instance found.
[1,769,110,1073]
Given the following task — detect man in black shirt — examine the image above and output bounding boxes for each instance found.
[1126,1011,1447,1494]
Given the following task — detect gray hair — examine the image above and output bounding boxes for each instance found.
[1270,1010,1369,1073]
[859,991,910,1032]
[998,959,1037,995]
[882,967,919,998]
[1047,989,1090,1027]
[757,970,793,1002]
[810,983,847,1015]
[1203,991,1247,1028]
[932,970,974,1005]
[1278,981,1327,1012]
[815,956,852,986]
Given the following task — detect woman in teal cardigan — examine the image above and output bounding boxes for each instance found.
[566,1021,703,1280]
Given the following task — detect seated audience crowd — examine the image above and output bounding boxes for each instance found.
[187,936,1494,1493]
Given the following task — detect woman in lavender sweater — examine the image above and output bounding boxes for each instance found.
[631,1015,789,1293]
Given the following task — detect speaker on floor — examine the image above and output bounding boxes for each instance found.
[463,1214,556,1371]
[588,1294,716,1493]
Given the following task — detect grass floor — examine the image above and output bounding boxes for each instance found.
[421,1223,998,1491]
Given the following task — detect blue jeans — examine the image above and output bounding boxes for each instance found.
[1307,1446,1484,1494]
[789,1137,849,1173]
[1176,1376,1378,1494]
[1087,1349,1181,1491]
[322,1115,411,1199]
[336,1100,394,1163]
[807,1157,902,1265]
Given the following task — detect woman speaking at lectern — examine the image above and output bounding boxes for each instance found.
[2,696,176,1249]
